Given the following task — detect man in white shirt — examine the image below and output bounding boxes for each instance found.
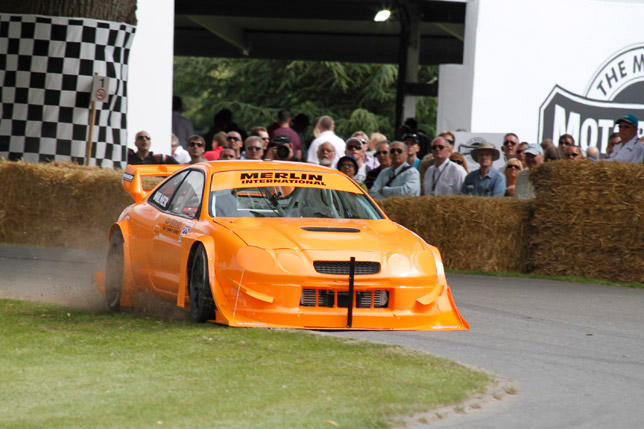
[606,114,643,163]
[307,116,345,166]
[423,137,466,196]
[171,133,191,164]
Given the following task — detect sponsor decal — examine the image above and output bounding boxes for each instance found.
[152,192,169,208]
[179,220,195,242]
[239,172,326,186]
[123,172,134,182]
[539,44,644,151]
[162,218,182,235]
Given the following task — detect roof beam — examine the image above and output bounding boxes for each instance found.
[186,15,250,55]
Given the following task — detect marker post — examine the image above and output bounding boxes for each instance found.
[87,74,110,166]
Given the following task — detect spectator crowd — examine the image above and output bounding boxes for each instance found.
[130,99,644,200]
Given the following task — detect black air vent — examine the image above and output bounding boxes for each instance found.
[313,261,380,275]
[301,227,360,233]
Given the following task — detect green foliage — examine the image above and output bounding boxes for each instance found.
[173,57,439,139]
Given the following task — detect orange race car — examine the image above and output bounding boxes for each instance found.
[96,160,468,330]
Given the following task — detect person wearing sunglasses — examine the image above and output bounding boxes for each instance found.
[344,137,369,183]
[187,135,207,164]
[243,136,265,160]
[501,133,520,161]
[364,140,391,190]
[128,130,178,165]
[606,114,643,163]
[564,145,584,161]
[225,131,244,159]
[557,134,575,159]
[503,158,524,197]
[369,141,420,199]
[461,141,506,197]
[422,137,466,196]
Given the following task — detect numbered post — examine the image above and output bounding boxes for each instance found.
[86,75,111,166]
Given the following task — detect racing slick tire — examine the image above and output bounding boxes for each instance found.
[189,245,216,323]
[105,229,124,312]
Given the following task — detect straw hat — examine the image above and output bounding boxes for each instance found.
[471,141,500,162]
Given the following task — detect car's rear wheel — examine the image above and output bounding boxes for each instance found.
[189,245,216,323]
[105,229,124,312]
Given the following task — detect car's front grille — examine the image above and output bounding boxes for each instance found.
[313,261,380,275]
[300,289,389,308]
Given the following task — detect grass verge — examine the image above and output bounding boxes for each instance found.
[0,299,491,428]
[447,269,644,289]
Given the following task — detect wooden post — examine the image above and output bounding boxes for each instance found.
[86,99,96,166]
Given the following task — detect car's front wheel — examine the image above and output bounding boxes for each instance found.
[105,229,124,311]
[189,245,216,323]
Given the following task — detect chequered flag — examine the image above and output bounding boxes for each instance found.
[0,14,136,168]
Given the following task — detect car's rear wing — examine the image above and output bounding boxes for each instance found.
[122,164,186,203]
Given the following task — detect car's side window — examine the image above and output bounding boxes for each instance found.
[169,171,205,218]
[149,171,189,211]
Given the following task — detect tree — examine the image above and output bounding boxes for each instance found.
[173,57,438,139]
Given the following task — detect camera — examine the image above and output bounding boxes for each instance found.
[271,135,292,160]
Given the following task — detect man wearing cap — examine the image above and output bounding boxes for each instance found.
[337,155,368,191]
[423,136,466,196]
[402,133,421,169]
[514,143,543,199]
[370,141,420,198]
[344,137,370,182]
[606,114,643,163]
[461,141,506,196]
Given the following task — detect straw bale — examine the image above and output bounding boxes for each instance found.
[529,160,644,282]
[377,195,533,272]
[0,160,133,250]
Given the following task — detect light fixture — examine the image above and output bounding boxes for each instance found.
[374,9,391,22]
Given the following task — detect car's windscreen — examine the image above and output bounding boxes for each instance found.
[210,186,383,219]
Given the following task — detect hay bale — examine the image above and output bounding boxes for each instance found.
[0,160,133,249]
[377,195,533,272]
[529,160,644,282]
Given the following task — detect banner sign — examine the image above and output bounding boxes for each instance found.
[538,44,644,151]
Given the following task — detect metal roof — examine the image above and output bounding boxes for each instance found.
[174,0,465,65]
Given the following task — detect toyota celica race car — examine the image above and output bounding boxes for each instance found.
[96,160,468,330]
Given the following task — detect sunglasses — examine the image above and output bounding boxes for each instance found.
[346,145,361,150]
[188,142,204,147]
[566,152,580,158]
[503,141,517,146]
[376,150,389,156]
[246,146,262,151]
[508,164,521,170]
[516,150,524,155]
[136,135,151,141]
[446,139,455,144]
[390,148,403,154]
[226,136,240,141]
[431,145,445,150]
[452,159,463,165]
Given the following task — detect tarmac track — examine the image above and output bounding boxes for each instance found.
[1,244,644,428]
